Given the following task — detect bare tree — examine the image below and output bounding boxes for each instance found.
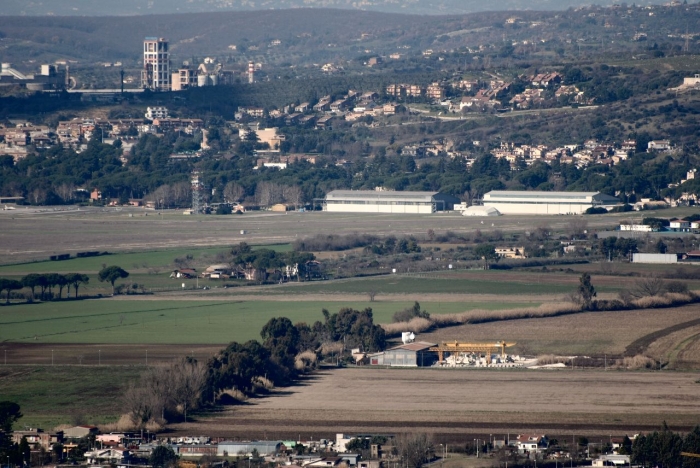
[223,182,244,203]
[282,185,303,208]
[394,433,433,468]
[55,183,76,203]
[170,359,208,422]
[367,290,377,302]
[29,187,47,205]
[152,184,173,209]
[567,217,588,239]
[631,275,666,298]
[171,181,191,207]
[254,181,284,207]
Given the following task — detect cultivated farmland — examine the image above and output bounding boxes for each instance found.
[174,367,700,442]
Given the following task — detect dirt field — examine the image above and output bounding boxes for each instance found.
[422,303,700,360]
[175,367,700,443]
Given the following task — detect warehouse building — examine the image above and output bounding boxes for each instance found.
[483,191,620,215]
[324,190,459,214]
[217,441,283,457]
[632,253,678,264]
[368,341,438,367]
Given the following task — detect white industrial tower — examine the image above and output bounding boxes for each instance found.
[141,37,171,91]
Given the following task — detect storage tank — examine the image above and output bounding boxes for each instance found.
[209,74,218,86]
[197,74,209,87]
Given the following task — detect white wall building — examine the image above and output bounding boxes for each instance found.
[483,191,620,215]
[324,190,459,214]
[632,253,677,264]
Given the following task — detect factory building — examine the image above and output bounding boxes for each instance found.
[324,190,459,214]
[483,190,620,215]
[368,341,438,367]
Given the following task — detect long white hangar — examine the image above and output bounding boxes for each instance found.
[483,190,620,215]
[324,190,460,214]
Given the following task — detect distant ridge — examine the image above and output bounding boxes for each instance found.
[0,0,663,17]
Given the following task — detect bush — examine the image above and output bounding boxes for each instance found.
[585,207,608,215]
[665,280,689,294]
[392,301,430,323]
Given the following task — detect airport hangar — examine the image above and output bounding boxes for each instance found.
[482,190,620,215]
[324,190,460,214]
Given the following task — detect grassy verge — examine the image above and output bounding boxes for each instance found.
[0,365,140,429]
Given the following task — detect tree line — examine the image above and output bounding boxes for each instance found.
[631,424,700,468]
[0,265,131,304]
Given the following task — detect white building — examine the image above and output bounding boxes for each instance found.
[145,106,169,120]
[141,37,170,91]
[460,205,501,217]
[620,224,655,232]
[632,253,677,264]
[483,191,620,215]
[324,190,459,214]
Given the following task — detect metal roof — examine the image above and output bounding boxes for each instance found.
[388,341,437,352]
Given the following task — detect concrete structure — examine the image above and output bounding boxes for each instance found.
[142,37,170,91]
[217,441,282,457]
[325,190,459,214]
[368,341,438,367]
[63,426,98,439]
[483,191,620,215]
[632,253,678,264]
[171,67,197,91]
[683,74,700,87]
[1,63,66,91]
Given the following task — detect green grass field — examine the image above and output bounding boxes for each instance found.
[0,244,291,274]
[0,299,537,344]
[0,365,139,428]
[267,275,576,295]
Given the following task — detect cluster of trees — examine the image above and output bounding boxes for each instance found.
[364,236,421,256]
[207,308,386,401]
[123,358,207,426]
[0,401,24,466]
[0,273,89,304]
[229,243,316,280]
[631,424,700,468]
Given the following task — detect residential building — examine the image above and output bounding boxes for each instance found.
[141,37,170,91]
[495,247,527,259]
[145,106,169,120]
[12,429,63,450]
[516,434,548,454]
[648,140,671,151]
